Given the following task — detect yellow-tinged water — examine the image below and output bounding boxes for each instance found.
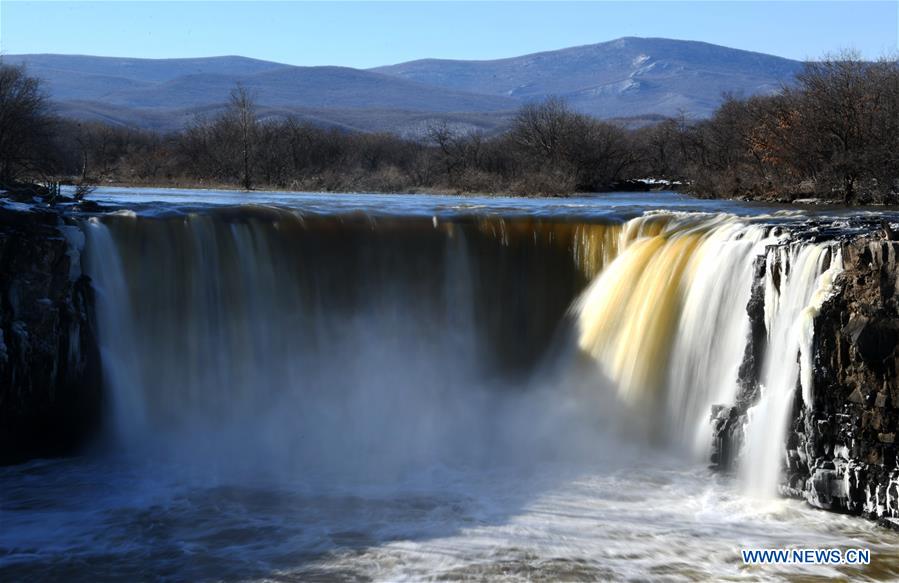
[576,216,732,408]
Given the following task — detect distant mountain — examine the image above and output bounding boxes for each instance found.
[2,55,285,102]
[373,37,804,118]
[4,54,288,82]
[5,54,516,111]
[5,39,805,132]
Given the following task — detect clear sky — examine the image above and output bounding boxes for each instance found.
[2,1,897,67]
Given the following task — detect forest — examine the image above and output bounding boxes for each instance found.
[2,53,898,204]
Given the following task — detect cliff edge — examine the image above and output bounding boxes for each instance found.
[0,204,102,464]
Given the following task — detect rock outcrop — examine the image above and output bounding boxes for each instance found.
[0,205,102,464]
[710,255,768,471]
[790,237,899,525]
[712,232,899,526]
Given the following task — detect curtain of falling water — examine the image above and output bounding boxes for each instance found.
[574,214,842,496]
[575,214,778,439]
[84,207,842,497]
[82,210,603,480]
[665,220,775,456]
[741,244,843,497]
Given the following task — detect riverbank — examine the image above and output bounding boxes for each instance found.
[34,176,676,200]
[12,177,892,208]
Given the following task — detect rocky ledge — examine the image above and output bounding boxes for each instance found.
[794,237,899,525]
[0,204,102,464]
[713,232,899,527]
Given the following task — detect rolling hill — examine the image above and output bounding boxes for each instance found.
[373,37,803,118]
[5,38,805,133]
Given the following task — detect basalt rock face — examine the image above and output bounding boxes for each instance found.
[0,206,102,464]
[790,238,899,523]
[712,234,899,524]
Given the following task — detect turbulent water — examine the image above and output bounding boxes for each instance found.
[3,188,899,581]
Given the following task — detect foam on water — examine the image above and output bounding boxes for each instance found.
[3,448,898,581]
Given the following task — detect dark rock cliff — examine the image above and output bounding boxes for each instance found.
[0,206,102,464]
[791,237,899,525]
[712,233,899,526]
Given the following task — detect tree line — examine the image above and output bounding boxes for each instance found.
[2,52,898,203]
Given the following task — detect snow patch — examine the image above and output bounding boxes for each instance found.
[634,178,683,186]
[582,79,641,96]
[0,199,35,212]
[632,54,651,67]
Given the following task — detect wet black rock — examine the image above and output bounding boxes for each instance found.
[710,255,767,473]
[793,238,899,519]
[0,205,102,464]
[713,234,899,521]
[710,405,743,471]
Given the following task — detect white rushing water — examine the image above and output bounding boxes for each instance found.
[3,447,898,581]
[3,203,896,582]
[574,214,844,496]
[665,220,774,457]
[741,243,843,497]
[577,216,755,446]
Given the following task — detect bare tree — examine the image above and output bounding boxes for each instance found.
[510,97,577,162]
[734,52,899,202]
[426,120,483,185]
[0,63,56,187]
[228,84,258,190]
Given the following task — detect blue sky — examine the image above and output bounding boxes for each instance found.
[2,1,897,67]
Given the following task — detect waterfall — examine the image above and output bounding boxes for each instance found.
[85,217,147,442]
[81,209,603,478]
[664,220,775,456]
[83,208,843,494]
[741,244,843,497]
[574,213,842,492]
[575,214,780,449]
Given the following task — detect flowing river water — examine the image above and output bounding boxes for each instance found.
[2,188,898,581]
